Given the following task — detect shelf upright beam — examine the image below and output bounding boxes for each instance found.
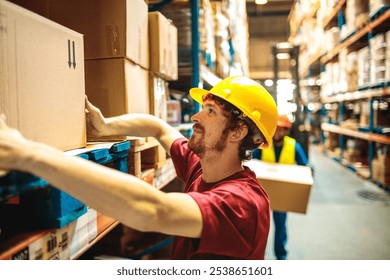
[368,98,375,177]
[339,102,345,161]
[272,43,279,103]
[191,0,201,113]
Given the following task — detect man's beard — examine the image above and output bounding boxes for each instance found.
[188,124,230,157]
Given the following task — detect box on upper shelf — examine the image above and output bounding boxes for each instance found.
[148,11,178,81]
[85,58,150,119]
[9,0,149,68]
[0,0,86,151]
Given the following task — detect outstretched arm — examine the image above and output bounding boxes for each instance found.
[0,115,202,238]
[86,98,184,154]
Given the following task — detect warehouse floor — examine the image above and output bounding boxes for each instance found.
[264,144,390,260]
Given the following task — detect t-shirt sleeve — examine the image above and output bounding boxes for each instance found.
[188,185,263,258]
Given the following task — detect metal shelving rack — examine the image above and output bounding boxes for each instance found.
[289,1,390,187]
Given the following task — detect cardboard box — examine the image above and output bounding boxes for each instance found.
[149,74,168,121]
[11,225,71,260]
[68,212,89,259]
[244,160,313,214]
[372,159,390,186]
[0,0,86,151]
[148,12,178,80]
[377,153,390,166]
[85,58,150,118]
[9,0,149,68]
[141,144,167,169]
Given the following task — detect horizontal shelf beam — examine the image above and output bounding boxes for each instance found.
[322,0,347,29]
[321,87,390,103]
[321,123,390,145]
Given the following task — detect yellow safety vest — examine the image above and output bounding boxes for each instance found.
[261,136,296,165]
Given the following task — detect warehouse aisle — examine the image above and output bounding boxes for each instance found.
[264,144,390,260]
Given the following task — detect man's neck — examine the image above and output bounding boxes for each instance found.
[199,150,244,183]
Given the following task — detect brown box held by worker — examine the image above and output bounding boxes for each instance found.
[0,0,86,151]
[245,160,313,214]
[9,0,149,68]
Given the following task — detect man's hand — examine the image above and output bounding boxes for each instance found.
[85,96,108,138]
[0,114,31,174]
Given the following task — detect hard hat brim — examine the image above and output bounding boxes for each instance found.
[189,88,209,105]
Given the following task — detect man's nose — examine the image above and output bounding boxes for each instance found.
[190,111,200,123]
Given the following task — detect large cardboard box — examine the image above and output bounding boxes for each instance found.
[9,0,149,68]
[148,12,178,80]
[0,0,86,151]
[85,58,150,118]
[245,160,313,214]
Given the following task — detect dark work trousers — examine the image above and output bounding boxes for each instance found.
[273,211,288,260]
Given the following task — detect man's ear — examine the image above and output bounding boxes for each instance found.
[230,125,248,142]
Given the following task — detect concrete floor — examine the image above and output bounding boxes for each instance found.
[265,145,390,260]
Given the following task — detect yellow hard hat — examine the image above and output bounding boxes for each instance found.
[189,76,278,149]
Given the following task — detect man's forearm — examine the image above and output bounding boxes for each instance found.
[25,141,167,232]
[104,114,183,153]
[104,114,164,137]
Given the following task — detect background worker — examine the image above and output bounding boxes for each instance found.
[252,114,308,260]
[0,76,278,260]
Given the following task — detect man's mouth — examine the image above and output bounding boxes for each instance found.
[192,124,204,133]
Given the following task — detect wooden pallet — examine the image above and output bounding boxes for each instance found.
[128,137,167,177]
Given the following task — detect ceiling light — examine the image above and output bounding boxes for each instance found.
[276,53,290,60]
[264,79,274,87]
[255,0,268,5]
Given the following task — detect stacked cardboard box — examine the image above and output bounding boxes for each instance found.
[369,33,387,85]
[357,46,371,87]
[0,0,86,151]
[369,0,390,18]
[9,0,178,124]
[148,11,178,81]
[373,100,390,127]
[85,58,150,118]
[148,11,178,122]
[372,153,390,186]
[344,0,369,38]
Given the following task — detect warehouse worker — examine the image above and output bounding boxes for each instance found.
[0,76,277,260]
[252,114,308,260]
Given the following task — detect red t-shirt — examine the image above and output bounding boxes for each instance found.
[170,138,270,259]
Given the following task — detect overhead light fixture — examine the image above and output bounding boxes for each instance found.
[276,42,293,49]
[276,53,290,60]
[264,79,274,87]
[255,0,268,5]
